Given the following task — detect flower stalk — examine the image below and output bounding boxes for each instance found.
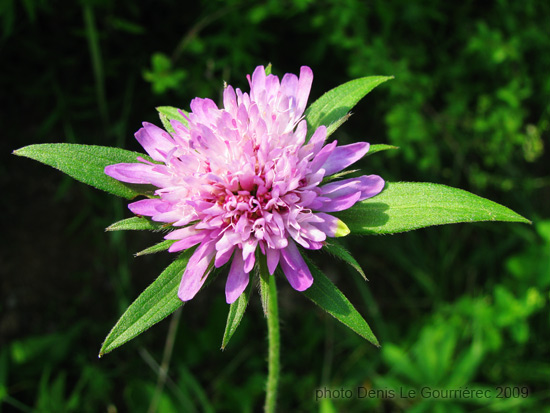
[260,261,280,413]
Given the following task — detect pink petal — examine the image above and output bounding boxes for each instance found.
[178,240,216,302]
[357,175,385,200]
[299,126,326,159]
[128,198,167,216]
[105,163,169,187]
[225,253,250,304]
[309,140,337,173]
[279,240,313,291]
[249,66,266,98]
[298,222,327,242]
[280,73,299,102]
[223,85,238,116]
[322,142,370,176]
[312,192,361,212]
[314,175,385,212]
[242,238,258,273]
[311,213,350,237]
[321,175,385,200]
[266,247,280,275]
[320,178,362,197]
[215,245,235,268]
[135,122,176,162]
[167,227,208,252]
[296,66,314,116]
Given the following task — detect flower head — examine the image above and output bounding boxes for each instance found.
[105,66,384,303]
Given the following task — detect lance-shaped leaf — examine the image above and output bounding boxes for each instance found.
[99,250,192,356]
[157,106,189,133]
[106,216,167,231]
[221,282,253,350]
[305,75,393,139]
[335,182,530,235]
[302,256,379,347]
[13,144,154,199]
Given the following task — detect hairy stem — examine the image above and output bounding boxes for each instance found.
[260,263,280,413]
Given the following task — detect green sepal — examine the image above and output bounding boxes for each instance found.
[156,106,189,133]
[13,144,154,200]
[259,264,270,317]
[325,113,351,138]
[99,250,192,356]
[335,182,531,235]
[106,216,166,232]
[302,256,379,347]
[304,75,393,139]
[221,281,254,350]
[324,240,367,280]
[135,239,176,256]
[367,144,399,156]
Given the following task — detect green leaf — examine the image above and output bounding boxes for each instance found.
[13,144,153,200]
[135,239,176,256]
[157,106,189,133]
[302,256,379,347]
[367,144,399,156]
[99,251,192,356]
[221,282,253,350]
[324,240,367,280]
[335,182,531,235]
[305,75,393,138]
[106,216,166,231]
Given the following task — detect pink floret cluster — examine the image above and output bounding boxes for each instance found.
[105,66,384,303]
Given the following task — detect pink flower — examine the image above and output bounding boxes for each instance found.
[105,66,385,304]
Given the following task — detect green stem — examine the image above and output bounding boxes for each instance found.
[260,263,280,413]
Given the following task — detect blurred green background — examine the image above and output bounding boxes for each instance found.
[2,0,549,411]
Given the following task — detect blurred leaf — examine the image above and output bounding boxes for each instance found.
[0,0,15,39]
[382,343,419,383]
[221,282,253,350]
[446,338,485,387]
[36,369,66,412]
[305,75,393,138]
[336,182,530,235]
[144,53,186,94]
[319,397,338,413]
[302,256,379,346]
[99,250,192,356]
[157,106,189,133]
[13,144,154,200]
[10,327,80,365]
[106,216,166,231]
[0,348,8,404]
[109,16,145,34]
[178,366,216,413]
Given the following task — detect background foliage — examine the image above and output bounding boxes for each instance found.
[2,0,549,411]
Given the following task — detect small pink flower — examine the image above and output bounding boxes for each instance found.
[105,66,384,304]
